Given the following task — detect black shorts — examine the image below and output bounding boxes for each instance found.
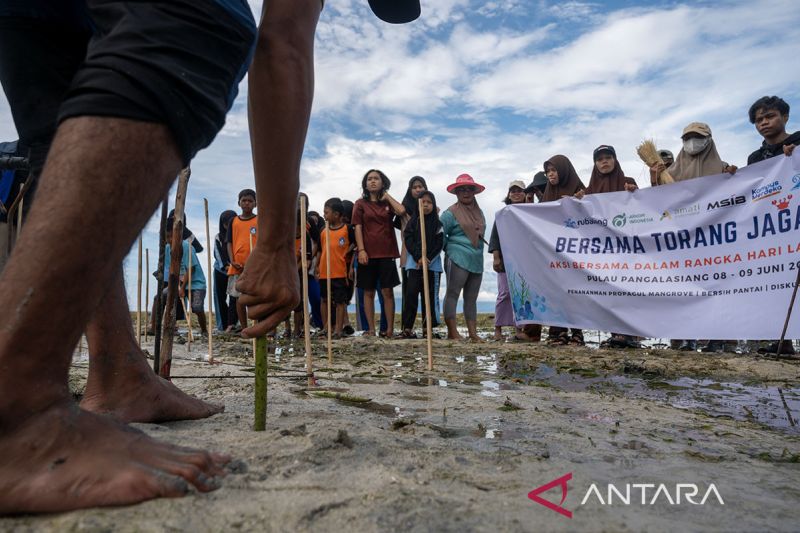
[0,0,257,167]
[320,278,349,305]
[356,258,400,291]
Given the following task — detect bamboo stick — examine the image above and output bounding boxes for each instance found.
[154,200,168,373]
[325,220,332,364]
[186,239,194,351]
[300,196,314,386]
[137,235,143,346]
[249,233,256,360]
[419,198,434,371]
[159,166,191,379]
[254,336,268,431]
[204,199,214,363]
[145,248,150,343]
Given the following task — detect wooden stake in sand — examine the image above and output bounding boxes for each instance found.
[300,195,314,386]
[254,335,268,431]
[159,166,191,379]
[325,220,333,364]
[249,233,256,360]
[153,200,168,374]
[204,198,214,363]
[145,248,150,343]
[137,235,143,346]
[186,241,194,352]
[419,198,434,371]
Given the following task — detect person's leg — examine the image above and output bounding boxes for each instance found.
[381,287,395,337]
[401,270,420,331]
[463,271,483,342]
[237,0,322,337]
[444,260,467,340]
[494,272,511,340]
[334,302,345,336]
[377,280,388,334]
[308,275,323,329]
[236,298,248,333]
[81,267,221,422]
[432,271,441,327]
[0,117,225,513]
[213,269,229,331]
[363,289,377,335]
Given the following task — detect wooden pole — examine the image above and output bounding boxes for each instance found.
[153,200,168,373]
[325,220,332,364]
[419,198,433,371]
[159,166,191,379]
[145,248,150,343]
[249,233,256,360]
[254,336,268,431]
[300,196,314,386]
[777,266,800,356]
[15,196,23,242]
[137,235,143,346]
[204,198,214,364]
[186,239,194,351]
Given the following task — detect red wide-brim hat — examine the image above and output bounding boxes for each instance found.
[446,173,486,194]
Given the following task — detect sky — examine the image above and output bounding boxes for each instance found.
[1,0,798,314]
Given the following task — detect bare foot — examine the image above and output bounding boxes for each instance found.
[237,245,300,337]
[81,347,223,424]
[469,335,483,343]
[0,402,229,514]
[447,332,463,340]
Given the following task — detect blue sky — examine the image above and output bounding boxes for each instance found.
[1,0,798,312]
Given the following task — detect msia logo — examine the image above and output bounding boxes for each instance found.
[772,194,793,210]
[528,473,572,518]
[612,214,627,227]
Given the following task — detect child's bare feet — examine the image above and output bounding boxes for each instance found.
[0,402,229,514]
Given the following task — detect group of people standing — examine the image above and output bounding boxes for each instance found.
[202,95,797,353]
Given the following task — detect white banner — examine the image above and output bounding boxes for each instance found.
[495,152,800,339]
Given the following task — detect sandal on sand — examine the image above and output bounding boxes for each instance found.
[399,330,417,339]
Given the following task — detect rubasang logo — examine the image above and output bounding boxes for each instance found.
[612,214,627,228]
[528,473,724,519]
[564,218,578,229]
[772,194,793,211]
[751,180,782,202]
[791,174,800,191]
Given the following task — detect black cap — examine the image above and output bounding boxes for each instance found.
[368,0,421,24]
[592,145,616,161]
[526,171,547,193]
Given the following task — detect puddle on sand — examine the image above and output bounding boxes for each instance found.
[502,362,800,434]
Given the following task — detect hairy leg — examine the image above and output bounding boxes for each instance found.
[237,0,322,337]
[81,267,222,423]
[0,117,228,513]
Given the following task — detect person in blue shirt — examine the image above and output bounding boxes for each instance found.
[441,174,486,341]
[163,224,208,336]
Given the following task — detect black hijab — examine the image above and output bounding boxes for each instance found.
[404,190,443,261]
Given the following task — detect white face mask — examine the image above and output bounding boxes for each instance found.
[683,137,709,155]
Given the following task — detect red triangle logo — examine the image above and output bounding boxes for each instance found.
[528,472,573,518]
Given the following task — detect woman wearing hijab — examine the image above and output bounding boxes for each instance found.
[578,146,642,349]
[650,122,737,186]
[397,176,428,325]
[401,191,443,337]
[542,155,586,345]
[650,123,737,352]
[441,174,486,341]
[489,180,540,341]
[213,210,237,332]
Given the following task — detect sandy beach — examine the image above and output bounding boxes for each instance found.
[4,320,800,532]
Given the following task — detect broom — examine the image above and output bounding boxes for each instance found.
[636,139,674,185]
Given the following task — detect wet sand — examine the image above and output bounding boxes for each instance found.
[4,323,800,532]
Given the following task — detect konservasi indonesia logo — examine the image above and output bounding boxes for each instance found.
[528,473,724,519]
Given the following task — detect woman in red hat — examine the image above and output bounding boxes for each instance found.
[441,174,486,341]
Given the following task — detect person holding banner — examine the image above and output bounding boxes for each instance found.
[489,180,540,342]
[441,174,486,342]
[542,155,587,345]
[577,146,641,349]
